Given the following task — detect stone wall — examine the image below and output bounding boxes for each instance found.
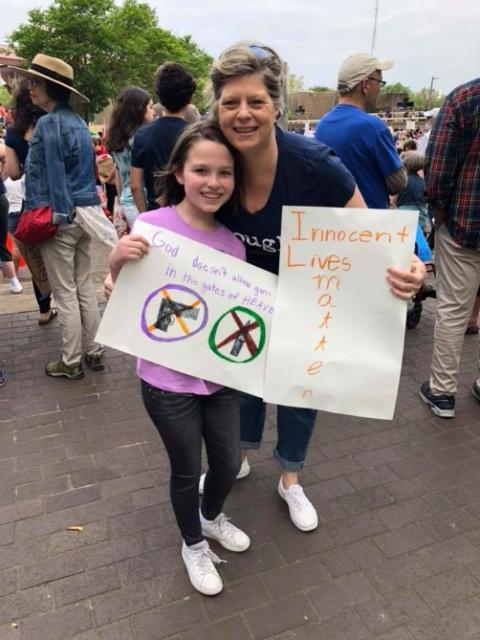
[288,91,407,119]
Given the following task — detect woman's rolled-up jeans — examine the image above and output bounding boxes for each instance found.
[239,392,317,471]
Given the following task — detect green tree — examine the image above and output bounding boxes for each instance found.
[0,85,9,106]
[8,0,212,119]
[104,0,211,111]
[9,0,117,119]
[309,85,331,92]
[288,73,305,93]
[382,82,412,95]
[411,87,443,110]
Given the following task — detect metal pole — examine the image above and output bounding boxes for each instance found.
[370,0,379,55]
[278,60,289,130]
[428,76,438,108]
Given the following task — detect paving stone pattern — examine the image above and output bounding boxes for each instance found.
[1,256,480,639]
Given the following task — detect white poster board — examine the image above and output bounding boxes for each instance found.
[96,221,277,397]
[263,207,418,420]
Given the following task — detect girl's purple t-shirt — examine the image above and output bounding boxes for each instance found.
[135,206,246,395]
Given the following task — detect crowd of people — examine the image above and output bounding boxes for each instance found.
[0,44,478,596]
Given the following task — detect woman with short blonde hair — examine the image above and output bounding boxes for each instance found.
[200,41,426,533]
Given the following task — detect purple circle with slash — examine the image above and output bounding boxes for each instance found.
[141,283,208,342]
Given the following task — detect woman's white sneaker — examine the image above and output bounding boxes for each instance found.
[9,278,23,294]
[181,540,225,596]
[198,457,251,495]
[277,478,318,532]
[200,512,251,552]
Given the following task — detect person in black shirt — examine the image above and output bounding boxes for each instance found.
[131,63,196,212]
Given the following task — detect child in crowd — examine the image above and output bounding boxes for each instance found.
[105,87,155,234]
[395,150,431,263]
[397,151,428,228]
[108,121,250,596]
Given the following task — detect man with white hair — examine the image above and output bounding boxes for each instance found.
[315,53,406,208]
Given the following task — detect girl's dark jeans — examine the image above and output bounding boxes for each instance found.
[141,381,241,546]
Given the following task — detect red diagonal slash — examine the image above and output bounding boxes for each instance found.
[231,310,259,355]
[216,311,259,356]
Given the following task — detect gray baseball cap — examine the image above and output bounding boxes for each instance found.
[337,53,393,92]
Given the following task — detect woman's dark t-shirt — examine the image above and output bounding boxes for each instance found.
[218,127,356,274]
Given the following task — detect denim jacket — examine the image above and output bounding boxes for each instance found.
[24,103,100,225]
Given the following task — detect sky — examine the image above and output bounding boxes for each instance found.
[2,0,479,96]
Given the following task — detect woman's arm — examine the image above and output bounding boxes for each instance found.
[40,117,71,218]
[5,147,22,180]
[130,167,147,213]
[114,168,122,199]
[344,186,366,208]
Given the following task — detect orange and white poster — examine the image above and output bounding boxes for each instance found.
[264,207,418,420]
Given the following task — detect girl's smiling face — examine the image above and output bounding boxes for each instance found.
[175,139,235,221]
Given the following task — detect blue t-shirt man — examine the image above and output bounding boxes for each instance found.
[218,127,356,274]
[314,104,401,209]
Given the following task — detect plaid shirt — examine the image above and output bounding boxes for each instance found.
[425,78,480,250]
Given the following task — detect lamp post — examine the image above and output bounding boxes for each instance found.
[428,76,439,108]
[370,0,379,55]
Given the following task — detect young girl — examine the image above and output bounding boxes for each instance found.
[105,87,155,234]
[108,120,250,596]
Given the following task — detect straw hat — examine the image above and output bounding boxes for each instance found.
[7,53,89,103]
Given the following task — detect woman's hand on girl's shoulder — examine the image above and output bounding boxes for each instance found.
[108,233,150,275]
[386,255,426,300]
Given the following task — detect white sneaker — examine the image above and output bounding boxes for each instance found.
[277,478,318,532]
[200,512,250,552]
[9,279,23,294]
[199,457,251,495]
[181,540,225,596]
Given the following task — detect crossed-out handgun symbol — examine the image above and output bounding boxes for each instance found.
[147,289,201,336]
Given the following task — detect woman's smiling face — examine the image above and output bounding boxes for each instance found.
[217,73,277,154]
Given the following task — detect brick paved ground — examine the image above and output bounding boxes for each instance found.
[1,249,480,640]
